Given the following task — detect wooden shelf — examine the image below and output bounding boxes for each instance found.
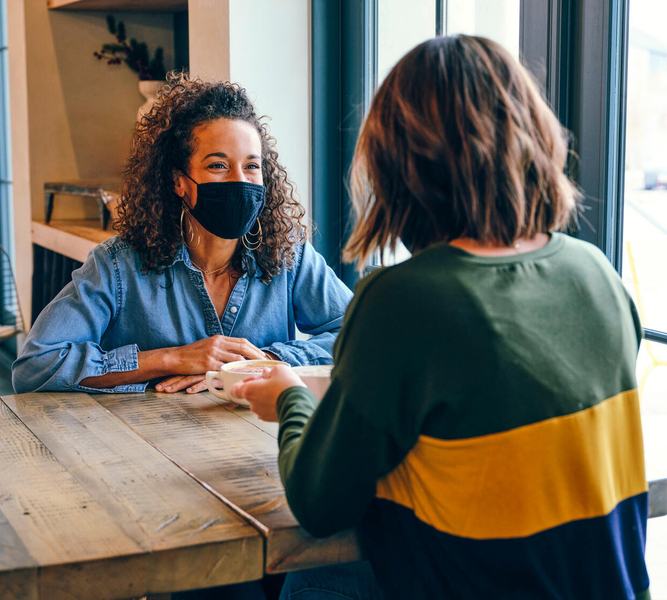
[48,0,187,11]
[32,220,116,264]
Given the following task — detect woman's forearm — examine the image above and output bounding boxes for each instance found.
[79,348,178,389]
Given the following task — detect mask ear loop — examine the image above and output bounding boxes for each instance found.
[242,218,263,251]
[181,204,201,249]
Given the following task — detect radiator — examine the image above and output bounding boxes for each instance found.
[31,245,82,325]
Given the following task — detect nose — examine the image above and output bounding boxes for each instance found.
[227,164,248,182]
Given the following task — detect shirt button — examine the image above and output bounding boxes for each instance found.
[230,306,238,314]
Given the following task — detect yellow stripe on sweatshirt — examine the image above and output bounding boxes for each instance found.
[376,389,647,539]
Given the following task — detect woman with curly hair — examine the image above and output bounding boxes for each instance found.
[12,73,352,395]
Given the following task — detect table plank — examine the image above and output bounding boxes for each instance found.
[0,394,263,598]
[0,567,37,600]
[100,391,362,574]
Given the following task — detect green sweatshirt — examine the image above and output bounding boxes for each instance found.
[276,233,650,600]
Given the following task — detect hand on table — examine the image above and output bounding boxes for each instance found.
[230,365,306,421]
[168,335,267,373]
[156,373,208,394]
[156,335,274,394]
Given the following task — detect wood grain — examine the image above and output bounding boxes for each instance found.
[48,0,187,11]
[0,393,263,598]
[0,567,38,600]
[31,220,114,263]
[100,390,362,574]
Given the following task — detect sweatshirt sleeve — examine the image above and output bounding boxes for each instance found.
[276,268,420,537]
[277,383,408,538]
[11,244,147,394]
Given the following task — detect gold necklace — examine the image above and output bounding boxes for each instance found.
[190,257,232,275]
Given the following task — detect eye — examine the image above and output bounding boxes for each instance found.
[207,162,228,170]
[246,163,261,170]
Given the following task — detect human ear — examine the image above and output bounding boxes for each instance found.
[173,171,186,199]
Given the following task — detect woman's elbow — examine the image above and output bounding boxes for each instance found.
[11,366,33,394]
[287,494,351,539]
[11,357,56,394]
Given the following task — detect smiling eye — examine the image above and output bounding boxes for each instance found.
[246,163,261,170]
[208,162,227,170]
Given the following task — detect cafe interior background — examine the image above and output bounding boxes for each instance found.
[0,0,666,596]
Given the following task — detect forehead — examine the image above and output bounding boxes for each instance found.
[191,118,262,153]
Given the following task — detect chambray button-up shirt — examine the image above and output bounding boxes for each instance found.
[12,237,353,394]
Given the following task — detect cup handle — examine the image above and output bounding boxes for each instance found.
[206,371,229,401]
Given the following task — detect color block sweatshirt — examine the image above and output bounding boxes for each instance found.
[276,233,650,600]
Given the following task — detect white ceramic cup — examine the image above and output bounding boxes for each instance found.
[292,365,334,401]
[206,360,288,407]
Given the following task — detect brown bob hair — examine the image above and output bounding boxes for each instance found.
[344,35,580,266]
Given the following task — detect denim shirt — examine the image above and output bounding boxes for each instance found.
[12,237,353,394]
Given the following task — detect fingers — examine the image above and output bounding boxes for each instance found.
[272,364,293,377]
[156,374,205,393]
[213,351,248,366]
[186,380,208,394]
[229,341,265,361]
[156,375,186,392]
[229,375,266,401]
[241,343,267,361]
[220,337,266,361]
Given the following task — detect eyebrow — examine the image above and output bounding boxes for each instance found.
[202,152,261,160]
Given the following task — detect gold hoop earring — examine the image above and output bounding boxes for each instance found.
[242,219,263,251]
[181,206,201,249]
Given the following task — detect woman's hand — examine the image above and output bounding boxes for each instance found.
[156,374,208,394]
[166,335,268,375]
[230,365,306,421]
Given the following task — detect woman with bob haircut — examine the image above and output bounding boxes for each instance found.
[13,73,352,395]
[232,36,651,599]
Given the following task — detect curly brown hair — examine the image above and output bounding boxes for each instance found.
[114,71,306,283]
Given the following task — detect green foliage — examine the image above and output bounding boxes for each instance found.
[94,15,166,81]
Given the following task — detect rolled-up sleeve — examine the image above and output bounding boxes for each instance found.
[11,245,147,394]
[263,242,353,366]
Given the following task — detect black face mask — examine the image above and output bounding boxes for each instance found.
[183,173,266,240]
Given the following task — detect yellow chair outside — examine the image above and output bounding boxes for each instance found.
[625,241,667,398]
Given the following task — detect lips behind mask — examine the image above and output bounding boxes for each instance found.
[187,179,266,240]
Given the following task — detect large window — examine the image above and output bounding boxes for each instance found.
[621,2,667,431]
[620,2,667,580]
[376,0,522,265]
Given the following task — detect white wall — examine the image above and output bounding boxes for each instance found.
[188,0,230,81]
[8,1,175,324]
[189,0,312,221]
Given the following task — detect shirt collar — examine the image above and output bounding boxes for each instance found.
[171,243,262,279]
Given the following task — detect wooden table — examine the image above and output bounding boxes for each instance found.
[0,391,360,599]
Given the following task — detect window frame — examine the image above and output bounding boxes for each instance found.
[312,0,378,289]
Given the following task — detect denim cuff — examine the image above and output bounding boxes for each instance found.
[262,342,332,367]
[74,382,149,394]
[72,344,147,394]
[263,345,287,364]
[105,344,140,372]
